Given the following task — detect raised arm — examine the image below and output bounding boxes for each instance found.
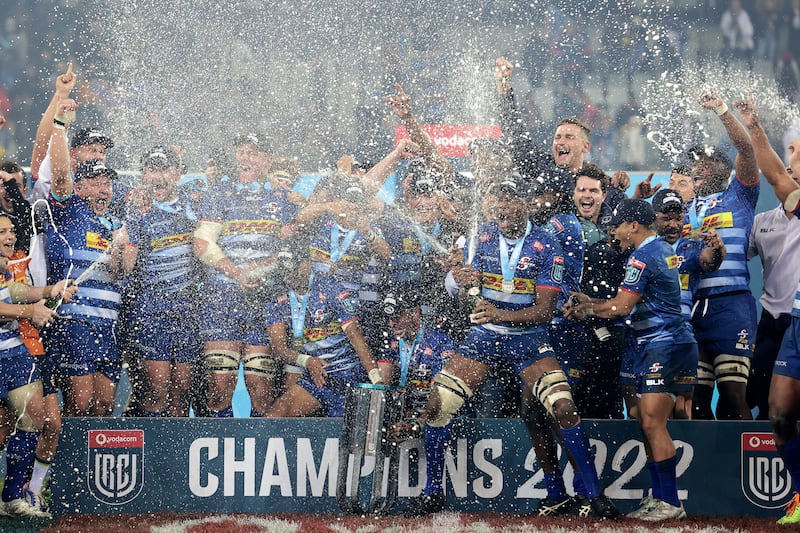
[699,90,759,185]
[734,94,800,209]
[494,57,548,176]
[31,63,76,178]
[49,95,78,199]
[386,84,453,187]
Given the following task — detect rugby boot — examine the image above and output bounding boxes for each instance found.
[535,495,573,516]
[403,493,445,517]
[639,499,686,521]
[778,492,800,525]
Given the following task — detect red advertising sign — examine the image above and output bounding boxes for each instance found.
[395,124,502,158]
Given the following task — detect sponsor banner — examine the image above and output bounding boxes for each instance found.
[394,125,501,158]
[52,418,788,517]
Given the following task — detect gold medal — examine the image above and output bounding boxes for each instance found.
[502,280,515,294]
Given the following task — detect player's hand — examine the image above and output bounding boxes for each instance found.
[52,279,78,304]
[632,172,660,199]
[495,57,513,93]
[32,300,59,328]
[54,96,78,128]
[470,299,502,324]
[395,138,419,159]
[307,356,328,388]
[611,170,631,193]
[386,84,412,120]
[698,90,724,111]
[733,92,759,129]
[702,228,724,249]
[56,62,76,96]
[452,265,480,287]
[563,291,590,319]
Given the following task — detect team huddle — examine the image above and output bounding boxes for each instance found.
[0,57,799,525]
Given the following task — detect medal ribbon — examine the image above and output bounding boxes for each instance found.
[688,192,723,230]
[330,224,357,263]
[397,324,425,387]
[289,272,315,339]
[499,221,531,285]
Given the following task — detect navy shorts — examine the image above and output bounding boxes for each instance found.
[0,345,41,400]
[774,316,800,380]
[692,292,757,358]
[636,340,698,395]
[619,328,639,388]
[297,364,368,417]
[199,279,269,346]
[459,325,555,375]
[128,309,201,364]
[45,319,121,382]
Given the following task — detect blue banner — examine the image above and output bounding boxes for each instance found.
[49,418,790,518]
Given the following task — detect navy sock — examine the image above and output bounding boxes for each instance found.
[2,430,39,502]
[655,455,680,507]
[571,467,587,497]
[544,471,567,500]
[779,435,800,493]
[142,410,165,417]
[213,406,234,418]
[423,424,450,496]
[560,423,600,498]
[646,461,661,500]
[250,409,264,418]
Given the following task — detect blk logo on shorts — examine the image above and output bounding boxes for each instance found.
[741,432,793,509]
[88,429,145,505]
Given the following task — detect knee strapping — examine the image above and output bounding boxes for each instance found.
[7,383,43,432]
[534,370,573,416]
[204,350,240,374]
[714,354,750,384]
[697,360,715,388]
[428,371,473,427]
[243,352,278,378]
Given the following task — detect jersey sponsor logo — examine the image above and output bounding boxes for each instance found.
[741,432,794,509]
[548,217,564,233]
[312,308,325,324]
[150,232,192,252]
[532,240,544,252]
[482,272,535,294]
[645,378,664,386]
[679,273,690,290]
[402,237,422,254]
[223,219,281,236]
[87,429,145,505]
[304,322,343,342]
[517,256,533,271]
[682,211,734,238]
[86,231,110,251]
[550,256,564,284]
[624,259,645,285]
[736,329,751,351]
[665,255,682,269]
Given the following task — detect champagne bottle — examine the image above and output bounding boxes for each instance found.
[44,295,62,311]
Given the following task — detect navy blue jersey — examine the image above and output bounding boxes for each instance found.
[265,275,363,375]
[381,327,455,415]
[619,236,692,345]
[540,213,585,304]
[198,181,297,283]
[125,194,199,314]
[46,194,122,326]
[467,222,564,332]
[684,177,758,297]
[669,237,704,322]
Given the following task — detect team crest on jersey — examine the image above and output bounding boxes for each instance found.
[337,291,357,314]
[312,308,325,324]
[550,256,564,283]
[741,432,794,509]
[88,429,144,505]
[624,259,646,284]
[548,217,564,233]
[517,256,533,271]
[736,329,751,351]
[648,362,663,374]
